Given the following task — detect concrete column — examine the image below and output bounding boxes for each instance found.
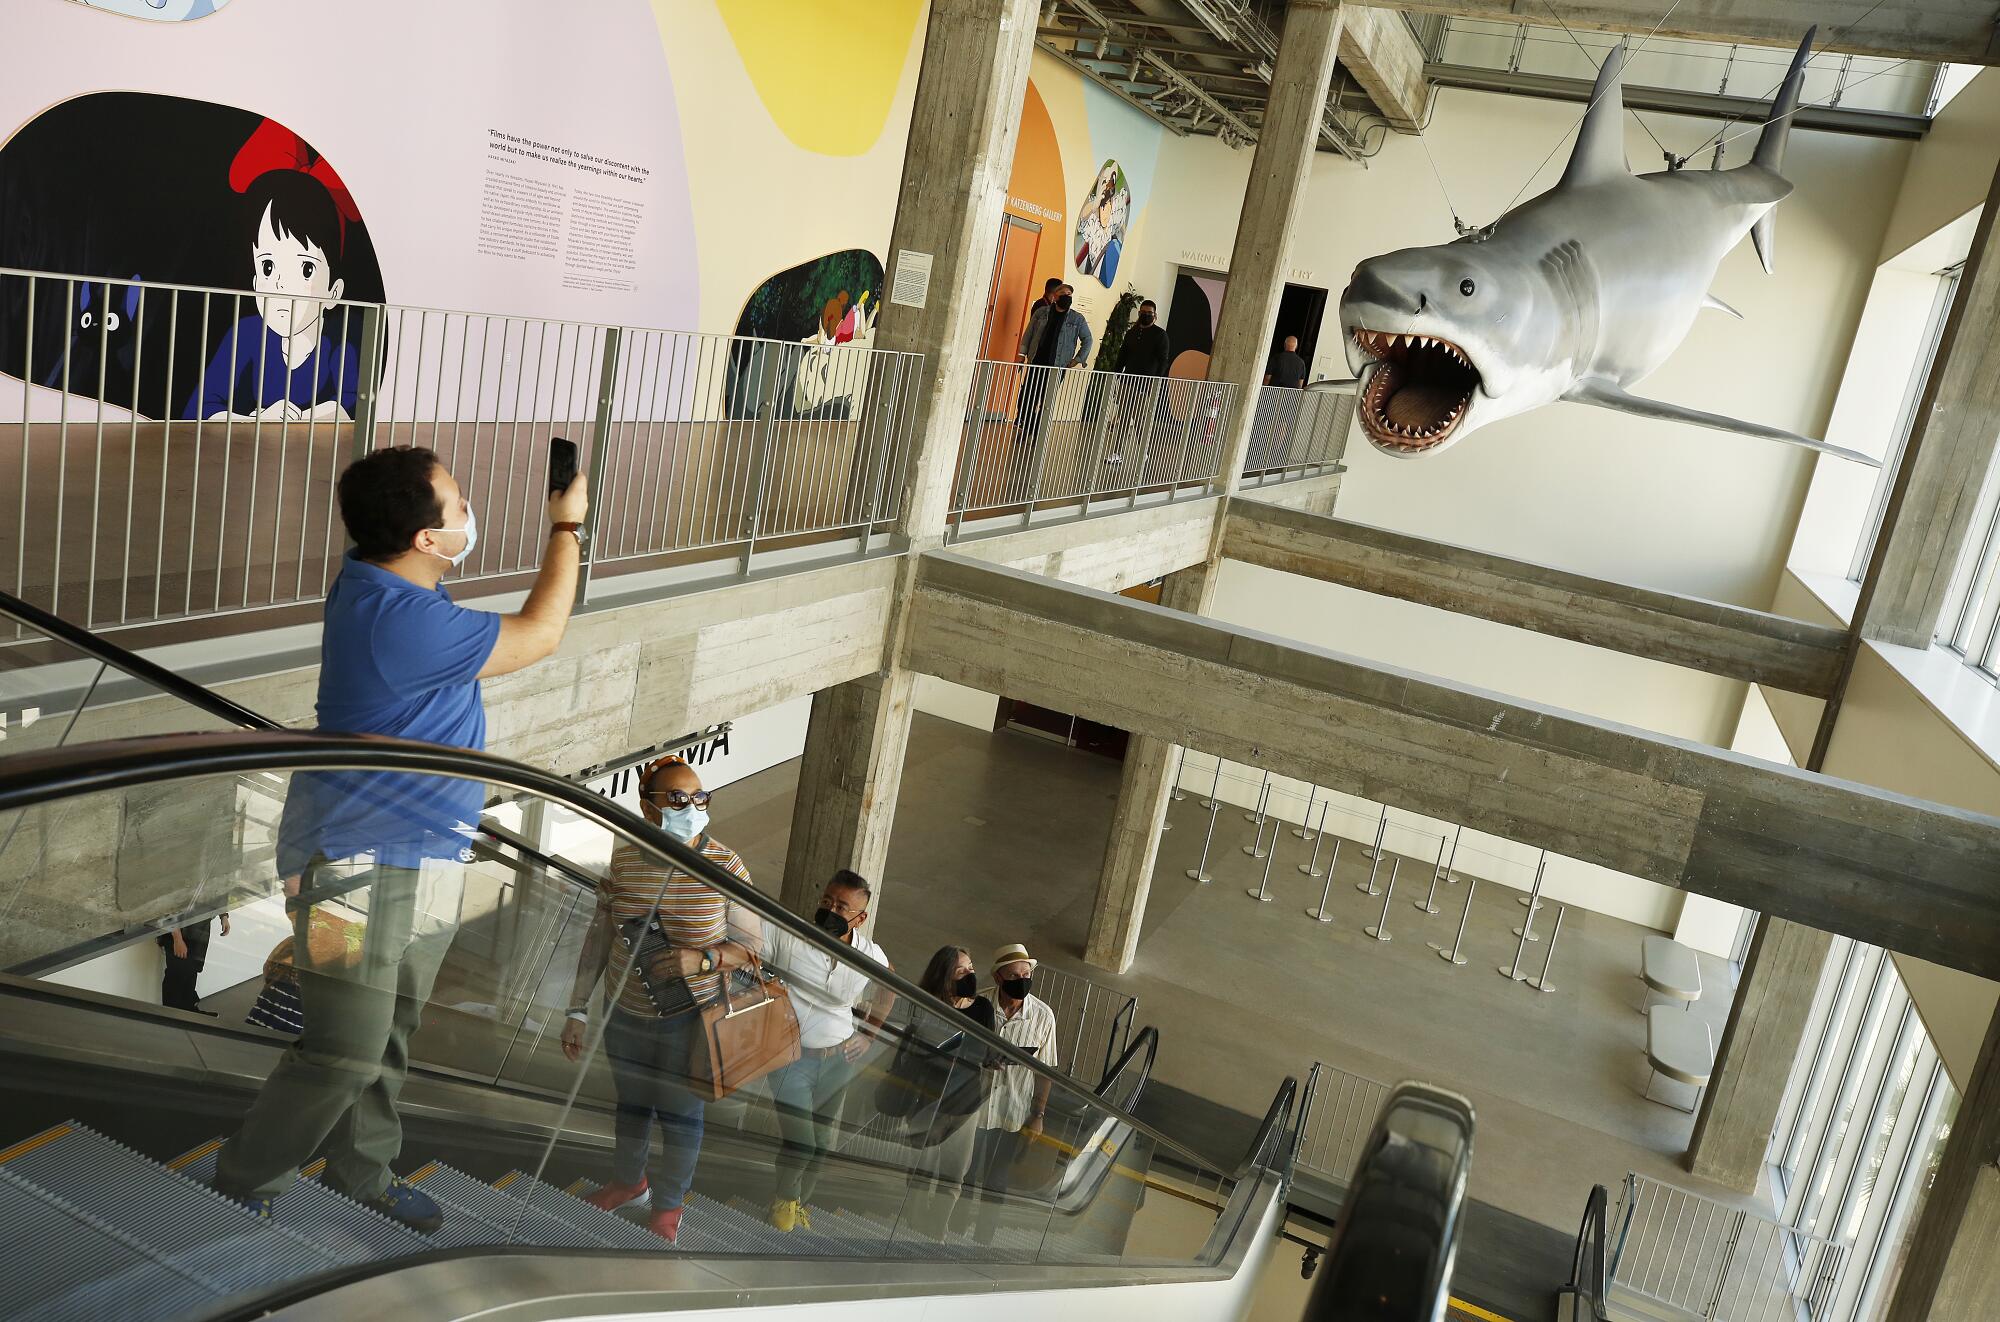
[782,0,1036,915]
[781,668,916,922]
[1084,565,1216,972]
[872,0,1041,545]
[1887,1005,2000,1321]
[1857,153,2000,648]
[1206,0,1346,499]
[1685,917,1832,1190]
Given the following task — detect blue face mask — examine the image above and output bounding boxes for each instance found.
[660,804,708,842]
[424,504,478,568]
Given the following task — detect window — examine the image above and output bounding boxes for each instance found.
[1766,938,1960,1320]
[1850,266,1961,582]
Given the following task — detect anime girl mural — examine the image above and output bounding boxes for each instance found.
[1073,160,1131,288]
[184,121,362,421]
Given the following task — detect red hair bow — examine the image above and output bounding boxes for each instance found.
[228,118,360,237]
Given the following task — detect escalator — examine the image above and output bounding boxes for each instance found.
[0,590,1464,1320]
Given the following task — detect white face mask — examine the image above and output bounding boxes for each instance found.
[423,504,478,568]
[660,804,709,842]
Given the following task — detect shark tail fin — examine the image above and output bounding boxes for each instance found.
[1750,27,1816,274]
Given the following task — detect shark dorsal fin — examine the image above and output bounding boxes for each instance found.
[1561,40,1632,189]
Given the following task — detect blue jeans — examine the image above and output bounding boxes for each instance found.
[769,1048,856,1204]
[603,1008,707,1210]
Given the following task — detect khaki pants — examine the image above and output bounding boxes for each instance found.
[216,859,457,1202]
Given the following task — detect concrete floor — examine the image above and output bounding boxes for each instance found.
[713,711,1751,1234]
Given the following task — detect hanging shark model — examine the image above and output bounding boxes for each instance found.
[1331,28,1878,467]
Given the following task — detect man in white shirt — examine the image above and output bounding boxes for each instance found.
[957,942,1060,1244]
[761,869,896,1231]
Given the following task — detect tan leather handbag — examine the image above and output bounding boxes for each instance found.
[690,955,802,1102]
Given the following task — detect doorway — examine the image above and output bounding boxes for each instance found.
[1272,282,1329,375]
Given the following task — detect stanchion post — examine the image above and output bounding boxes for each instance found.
[1185,760,1223,882]
[1512,855,1549,942]
[1292,786,1319,840]
[1245,771,1271,824]
[1438,824,1463,885]
[1356,809,1389,895]
[1500,860,1546,979]
[1432,877,1477,966]
[1242,780,1273,858]
[1307,839,1342,922]
[1297,800,1331,877]
[1527,905,1566,993]
[1414,837,1443,915]
[1364,859,1399,941]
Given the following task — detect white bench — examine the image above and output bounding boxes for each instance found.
[1644,1005,1714,1113]
[1640,935,1702,1012]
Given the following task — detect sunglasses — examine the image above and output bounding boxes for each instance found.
[646,789,712,809]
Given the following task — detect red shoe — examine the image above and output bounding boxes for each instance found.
[584,1178,648,1212]
[647,1205,684,1243]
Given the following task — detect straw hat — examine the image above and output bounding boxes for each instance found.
[991,943,1038,975]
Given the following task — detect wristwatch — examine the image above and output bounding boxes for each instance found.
[552,520,586,549]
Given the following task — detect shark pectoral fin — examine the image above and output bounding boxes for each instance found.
[1702,294,1744,320]
[1562,380,1880,467]
[1306,378,1360,394]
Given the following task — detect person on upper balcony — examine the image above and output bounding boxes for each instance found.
[212,444,588,1237]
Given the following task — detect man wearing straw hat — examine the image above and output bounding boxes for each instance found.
[954,942,1059,1244]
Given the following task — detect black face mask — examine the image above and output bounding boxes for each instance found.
[1137,311,1154,325]
[814,906,851,938]
[952,972,978,999]
[998,976,1032,1000]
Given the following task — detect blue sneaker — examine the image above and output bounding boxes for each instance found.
[212,1183,274,1218]
[353,1178,444,1234]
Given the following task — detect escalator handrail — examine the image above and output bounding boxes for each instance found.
[0,728,1287,1188]
[1567,1183,1612,1320]
[0,588,283,732]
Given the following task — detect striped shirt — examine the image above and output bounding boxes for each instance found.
[599,835,753,1017]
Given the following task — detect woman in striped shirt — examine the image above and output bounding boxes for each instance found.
[559,756,761,1243]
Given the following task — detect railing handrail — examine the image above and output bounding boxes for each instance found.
[0,728,1273,1188]
[0,587,282,731]
[0,263,926,361]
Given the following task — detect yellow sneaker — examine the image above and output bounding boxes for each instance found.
[770,1198,802,1232]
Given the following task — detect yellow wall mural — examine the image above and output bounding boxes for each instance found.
[712,0,925,156]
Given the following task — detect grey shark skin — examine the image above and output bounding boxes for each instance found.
[1334,29,1878,468]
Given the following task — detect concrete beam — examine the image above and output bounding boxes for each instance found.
[1338,6,1431,131]
[1385,2,2000,65]
[1220,502,1846,696]
[904,552,2000,978]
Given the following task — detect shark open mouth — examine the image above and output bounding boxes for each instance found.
[1352,329,1481,452]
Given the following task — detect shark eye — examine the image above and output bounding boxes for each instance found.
[1459,279,1477,297]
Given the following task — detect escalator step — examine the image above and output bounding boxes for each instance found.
[492,1171,669,1253]
[567,1180,734,1256]
[171,1140,431,1261]
[3,1124,343,1292]
[0,1167,219,1321]
[404,1163,611,1250]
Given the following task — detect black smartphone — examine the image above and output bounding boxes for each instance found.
[548,436,579,495]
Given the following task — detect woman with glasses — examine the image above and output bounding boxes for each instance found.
[559,755,761,1242]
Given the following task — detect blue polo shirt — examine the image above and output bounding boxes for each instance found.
[277,552,501,874]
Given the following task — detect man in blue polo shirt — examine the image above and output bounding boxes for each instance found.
[215,445,589,1234]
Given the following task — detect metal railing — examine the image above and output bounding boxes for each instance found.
[0,267,924,635]
[1291,1059,1392,1188]
[982,961,1138,1089]
[947,360,1235,533]
[1610,1173,1849,1321]
[1240,385,1350,484]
